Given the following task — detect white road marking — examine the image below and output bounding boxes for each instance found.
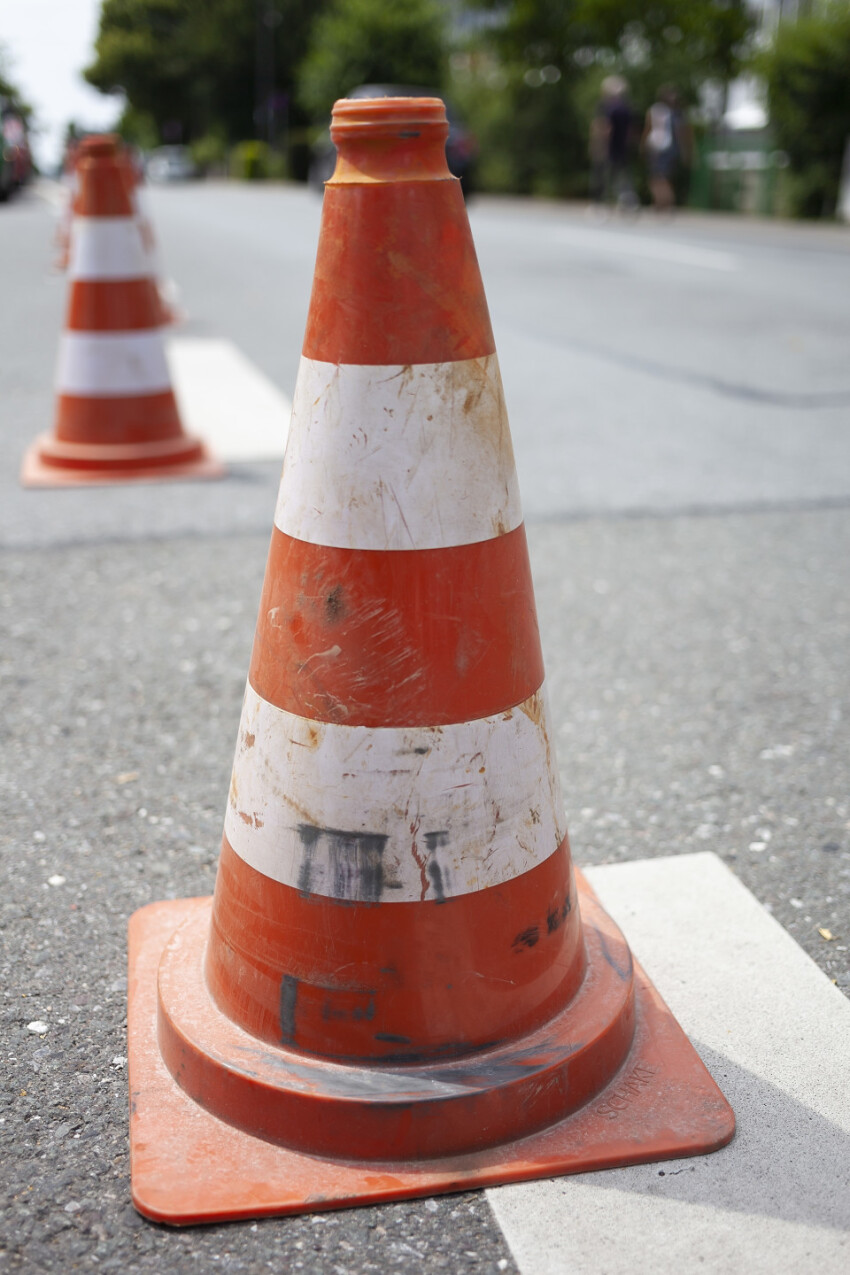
[225,680,565,902]
[471,211,739,272]
[487,852,850,1273]
[551,225,739,272]
[166,337,291,461]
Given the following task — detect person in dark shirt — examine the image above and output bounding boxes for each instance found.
[589,76,637,213]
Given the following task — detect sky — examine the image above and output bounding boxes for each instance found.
[0,0,122,170]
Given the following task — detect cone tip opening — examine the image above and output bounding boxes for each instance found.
[331,96,448,140]
[78,133,121,159]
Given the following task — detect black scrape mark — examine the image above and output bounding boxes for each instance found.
[297,824,388,902]
[427,861,446,903]
[428,1036,582,1087]
[325,585,344,622]
[512,925,540,951]
[280,974,298,1045]
[374,1033,412,1045]
[346,1038,501,1066]
[424,831,448,903]
[596,926,633,981]
[322,991,375,1023]
[547,896,571,934]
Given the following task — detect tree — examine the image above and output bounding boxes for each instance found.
[572,0,753,104]
[297,0,448,121]
[85,0,199,136]
[450,1,589,196]
[454,1,755,196]
[760,2,850,217]
[85,0,326,146]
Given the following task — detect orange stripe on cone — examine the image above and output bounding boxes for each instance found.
[127,97,734,1225]
[21,134,221,487]
[52,392,186,447]
[66,279,163,331]
[304,181,495,365]
[207,834,583,1061]
[74,136,136,216]
[249,524,544,726]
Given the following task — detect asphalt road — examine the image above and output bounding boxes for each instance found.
[1,180,848,1273]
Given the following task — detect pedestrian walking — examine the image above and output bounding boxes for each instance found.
[589,76,637,214]
[642,85,690,213]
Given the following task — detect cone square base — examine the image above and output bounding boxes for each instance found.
[20,438,225,488]
[127,875,734,1226]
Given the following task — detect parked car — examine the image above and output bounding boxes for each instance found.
[0,142,12,202]
[308,85,477,195]
[146,145,197,183]
[0,104,32,201]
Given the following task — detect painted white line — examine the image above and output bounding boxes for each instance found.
[275,355,522,550]
[166,337,290,461]
[225,680,565,902]
[552,225,739,272]
[487,852,850,1273]
[56,330,171,396]
[69,217,149,280]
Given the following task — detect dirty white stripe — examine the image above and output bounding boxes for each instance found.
[69,216,149,280]
[225,682,566,903]
[274,355,523,551]
[56,331,171,396]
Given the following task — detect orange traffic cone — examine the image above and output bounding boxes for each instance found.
[21,134,220,486]
[117,147,182,326]
[53,139,79,271]
[127,97,733,1225]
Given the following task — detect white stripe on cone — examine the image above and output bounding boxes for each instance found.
[275,355,523,551]
[69,216,150,280]
[56,331,172,396]
[224,681,567,903]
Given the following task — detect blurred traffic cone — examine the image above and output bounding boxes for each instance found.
[21,134,220,486]
[127,97,733,1225]
[53,141,78,271]
[118,147,183,325]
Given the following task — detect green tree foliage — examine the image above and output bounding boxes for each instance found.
[297,0,447,120]
[85,0,205,134]
[456,0,754,197]
[473,1,587,197]
[573,0,752,102]
[760,3,850,218]
[85,0,324,145]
